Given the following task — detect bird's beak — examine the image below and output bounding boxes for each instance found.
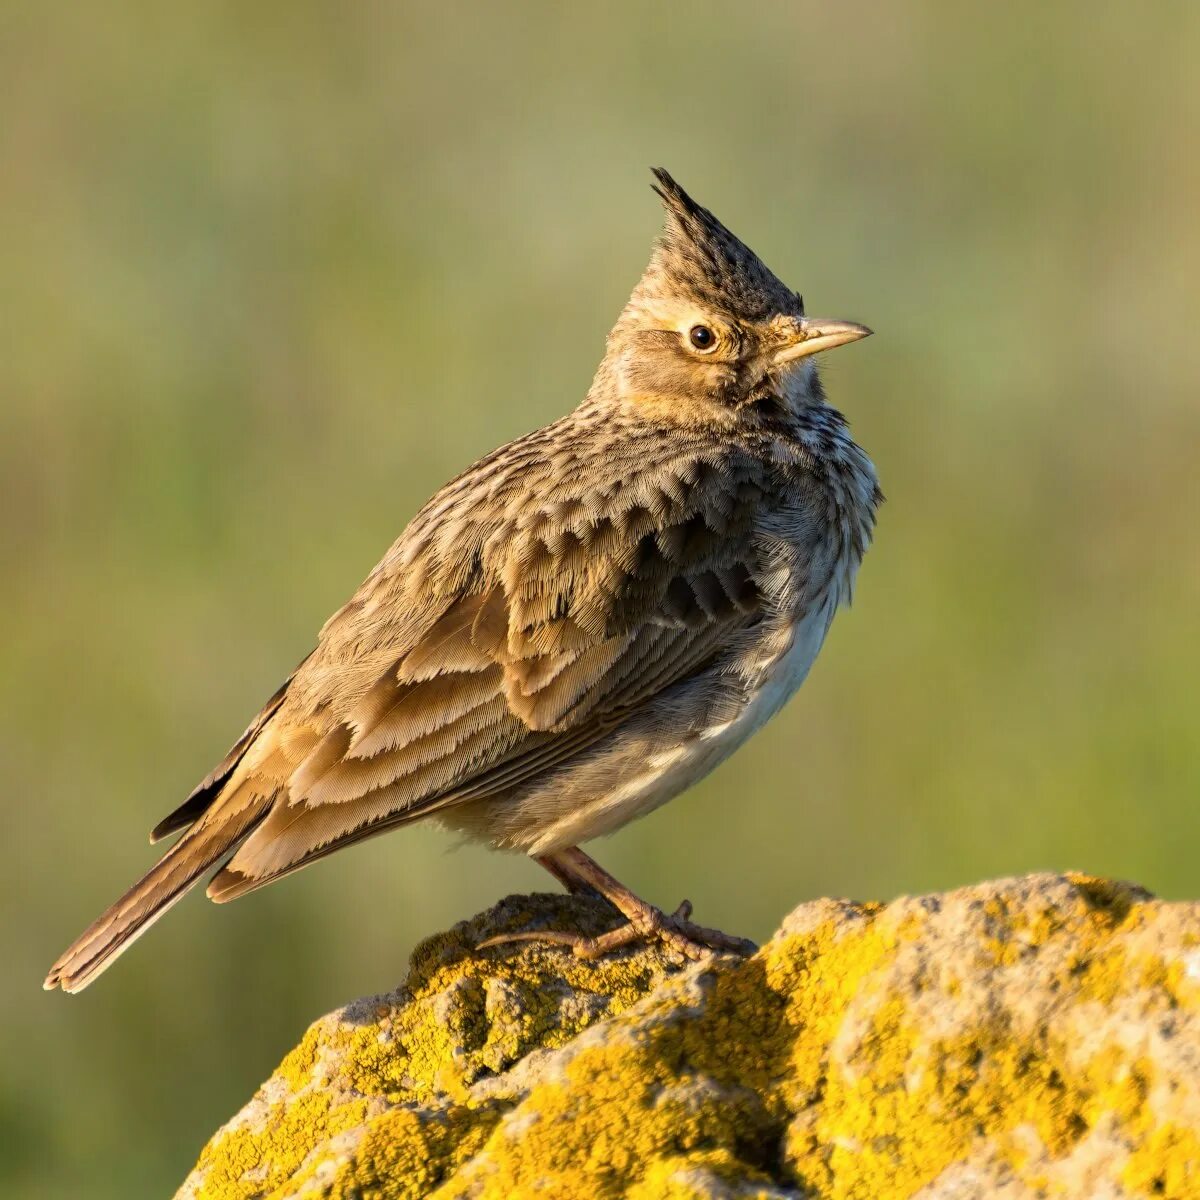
[771,317,873,365]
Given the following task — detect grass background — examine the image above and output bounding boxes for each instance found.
[2,3,1198,1195]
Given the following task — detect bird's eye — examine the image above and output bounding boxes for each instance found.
[688,324,717,351]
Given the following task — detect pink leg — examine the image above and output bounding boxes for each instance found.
[481,845,757,961]
[534,852,597,895]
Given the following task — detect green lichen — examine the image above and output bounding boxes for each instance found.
[177,876,1200,1200]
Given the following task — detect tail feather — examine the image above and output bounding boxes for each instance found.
[43,794,271,993]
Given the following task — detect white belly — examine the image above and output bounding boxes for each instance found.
[517,587,841,854]
[705,585,841,747]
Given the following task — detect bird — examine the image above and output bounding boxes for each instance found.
[45,169,880,993]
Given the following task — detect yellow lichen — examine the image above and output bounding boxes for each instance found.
[183,895,680,1199]
[178,878,1200,1200]
[625,1151,783,1200]
[1125,1124,1200,1200]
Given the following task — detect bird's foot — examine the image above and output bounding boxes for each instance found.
[478,899,757,962]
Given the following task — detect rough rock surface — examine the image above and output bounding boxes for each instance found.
[176,875,1200,1199]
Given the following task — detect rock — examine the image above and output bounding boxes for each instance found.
[176,875,1200,1199]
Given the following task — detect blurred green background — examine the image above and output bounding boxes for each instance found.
[2,3,1198,1196]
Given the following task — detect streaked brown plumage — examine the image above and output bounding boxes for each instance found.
[45,169,880,991]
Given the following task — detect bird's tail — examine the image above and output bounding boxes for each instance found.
[43,791,270,993]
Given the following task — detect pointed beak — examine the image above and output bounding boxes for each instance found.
[771,317,873,365]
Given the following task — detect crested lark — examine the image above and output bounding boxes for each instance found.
[45,170,879,992]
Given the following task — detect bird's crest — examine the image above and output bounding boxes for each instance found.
[643,168,802,321]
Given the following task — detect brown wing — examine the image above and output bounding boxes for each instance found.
[148,657,311,843]
[206,421,769,901]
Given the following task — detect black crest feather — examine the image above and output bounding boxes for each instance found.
[646,168,801,321]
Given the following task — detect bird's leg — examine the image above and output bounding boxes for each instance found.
[533,852,600,896]
[480,845,757,961]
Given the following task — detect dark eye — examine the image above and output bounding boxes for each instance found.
[688,324,716,350]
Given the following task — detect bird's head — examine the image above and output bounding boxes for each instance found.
[598,169,870,421]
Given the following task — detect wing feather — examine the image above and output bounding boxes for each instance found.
[205,424,771,901]
[148,656,309,843]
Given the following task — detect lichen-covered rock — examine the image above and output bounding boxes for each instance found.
[176,875,1200,1200]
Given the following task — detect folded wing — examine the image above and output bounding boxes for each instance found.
[207,439,767,900]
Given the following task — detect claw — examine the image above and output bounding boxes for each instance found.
[476,929,587,951]
[477,897,756,962]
